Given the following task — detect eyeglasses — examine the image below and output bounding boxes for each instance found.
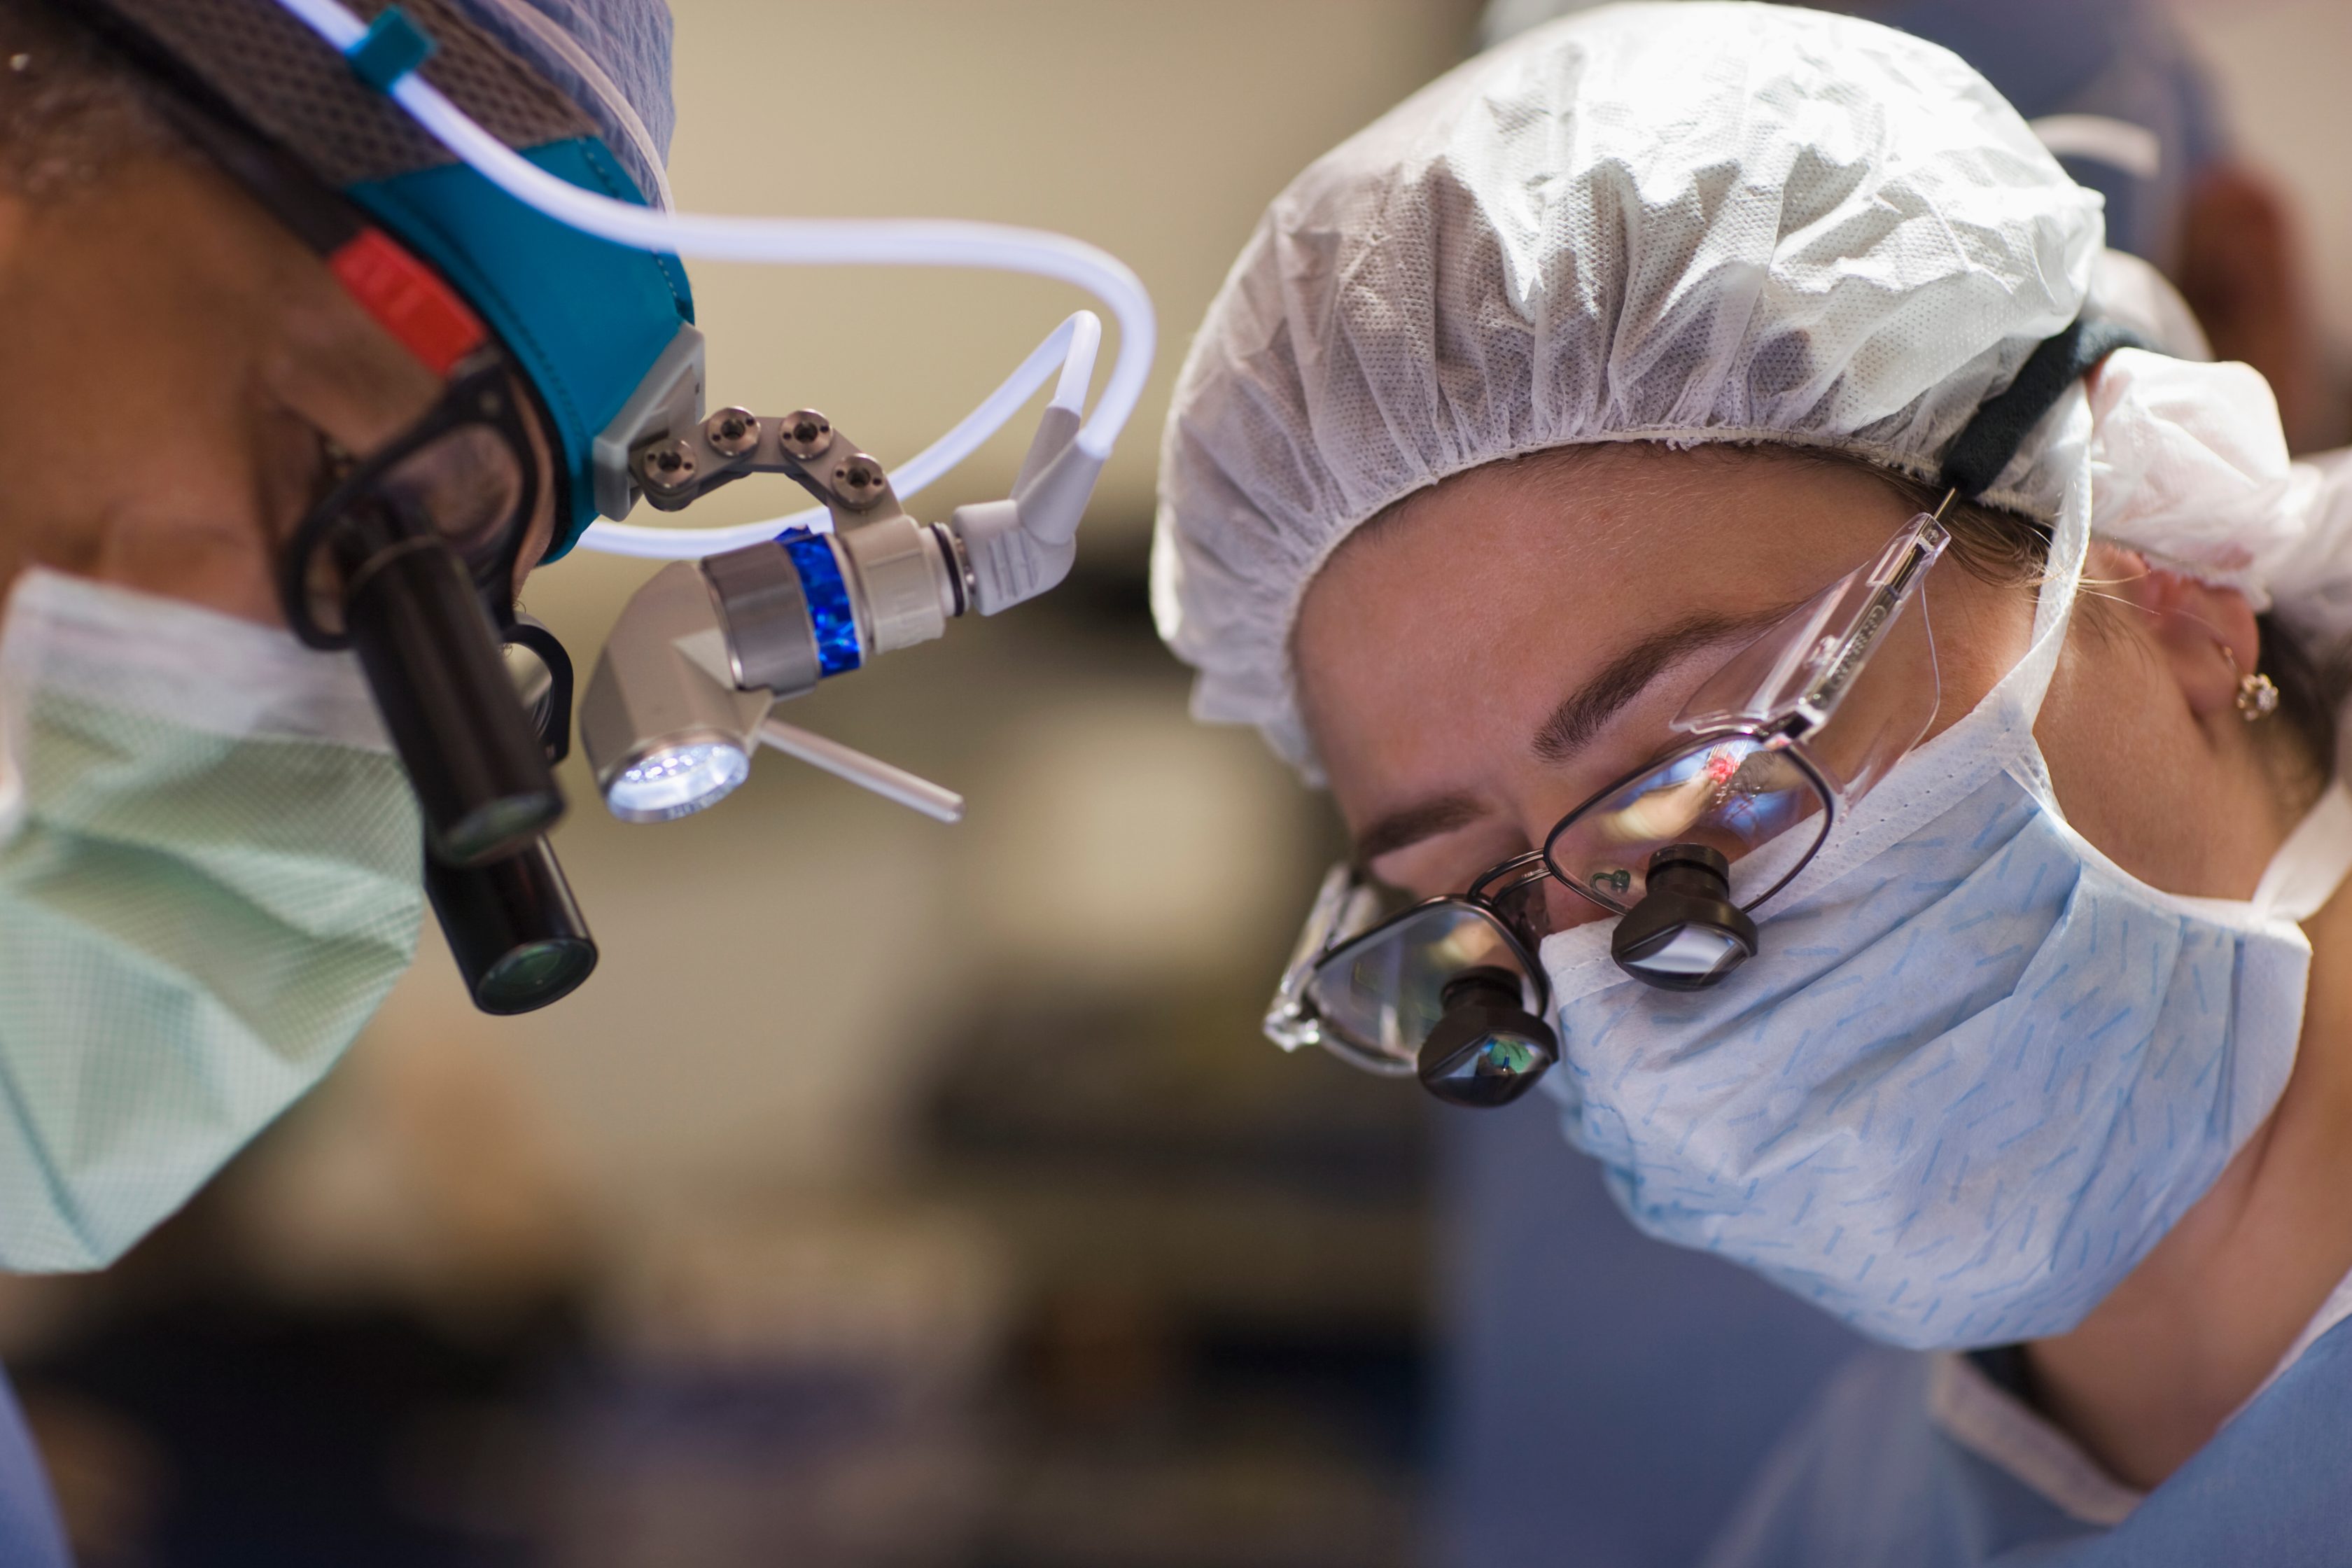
[1269,504,1952,1105]
[80,0,598,1012]
[281,363,540,631]
[274,337,575,868]
[1542,505,1949,983]
[1265,854,1560,1107]
[281,358,547,648]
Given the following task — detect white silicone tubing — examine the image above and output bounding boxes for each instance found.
[271,0,1154,557]
[582,312,1100,559]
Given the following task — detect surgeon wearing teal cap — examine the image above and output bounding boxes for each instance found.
[0,0,684,1555]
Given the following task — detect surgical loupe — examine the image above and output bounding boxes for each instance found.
[67,0,609,1016]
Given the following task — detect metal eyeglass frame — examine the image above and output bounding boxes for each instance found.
[78,0,573,755]
[1264,851,1555,1074]
[1539,499,1954,918]
[278,356,545,640]
[1264,496,1955,1069]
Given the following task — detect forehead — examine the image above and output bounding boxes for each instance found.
[1290,443,1915,823]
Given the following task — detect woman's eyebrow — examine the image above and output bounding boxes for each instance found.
[1532,609,1782,764]
[1353,794,1486,865]
[1346,608,1787,865]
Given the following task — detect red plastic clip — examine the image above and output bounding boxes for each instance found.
[328,227,487,377]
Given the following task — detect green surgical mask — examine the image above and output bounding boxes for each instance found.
[0,568,423,1271]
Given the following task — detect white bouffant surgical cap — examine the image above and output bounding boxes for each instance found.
[1153,0,2352,778]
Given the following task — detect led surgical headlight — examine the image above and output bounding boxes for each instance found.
[578,559,772,823]
[606,741,752,821]
[77,0,1154,1020]
[580,393,1087,827]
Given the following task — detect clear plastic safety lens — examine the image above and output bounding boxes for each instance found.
[1798,580,1938,804]
[300,421,531,639]
[1543,516,1947,915]
[1544,736,1830,912]
[379,423,526,557]
[1678,571,1870,738]
[1675,517,1942,802]
[604,740,751,822]
[1306,902,1539,1072]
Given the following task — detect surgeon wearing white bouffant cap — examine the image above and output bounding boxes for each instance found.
[1154,4,2352,1559]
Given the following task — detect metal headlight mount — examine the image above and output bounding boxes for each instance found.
[580,326,1102,823]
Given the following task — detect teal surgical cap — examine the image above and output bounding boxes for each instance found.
[449,0,677,209]
[106,0,694,561]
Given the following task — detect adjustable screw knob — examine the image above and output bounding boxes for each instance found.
[638,439,697,493]
[778,410,834,461]
[832,452,886,508]
[703,407,760,458]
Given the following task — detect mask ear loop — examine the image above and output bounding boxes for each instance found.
[1989,412,2094,734]
[1932,318,2149,738]
[2251,778,2352,922]
[1751,338,2120,906]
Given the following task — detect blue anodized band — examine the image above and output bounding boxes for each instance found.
[778,531,862,677]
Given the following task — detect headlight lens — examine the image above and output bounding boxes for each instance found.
[603,739,751,822]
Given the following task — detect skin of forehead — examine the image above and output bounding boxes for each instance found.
[1292,442,1984,866]
[0,146,556,624]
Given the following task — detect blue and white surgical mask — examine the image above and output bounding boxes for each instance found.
[1538,466,2352,1351]
[0,569,423,1272]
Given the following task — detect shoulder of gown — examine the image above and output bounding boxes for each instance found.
[1705,1318,2352,1568]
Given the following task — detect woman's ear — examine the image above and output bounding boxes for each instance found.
[2096,546,2261,724]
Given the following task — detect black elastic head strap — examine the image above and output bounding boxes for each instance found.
[1937,319,2148,501]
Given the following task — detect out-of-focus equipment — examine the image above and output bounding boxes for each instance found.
[265,0,1154,858]
[580,354,1105,823]
[77,0,1154,1014]
[74,0,608,1014]
[284,356,598,1013]
[254,0,1152,836]
[424,621,598,1014]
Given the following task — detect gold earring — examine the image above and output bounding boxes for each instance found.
[2218,643,2279,722]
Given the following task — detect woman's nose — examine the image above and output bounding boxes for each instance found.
[1541,874,1614,934]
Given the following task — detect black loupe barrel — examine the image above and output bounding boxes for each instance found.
[426,835,598,1014]
[1609,842,1758,990]
[1418,968,1558,1109]
[343,534,564,867]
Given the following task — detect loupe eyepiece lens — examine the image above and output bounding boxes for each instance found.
[341,528,564,866]
[425,834,597,1014]
[1611,843,1758,990]
[1417,967,1558,1109]
[482,939,596,1012]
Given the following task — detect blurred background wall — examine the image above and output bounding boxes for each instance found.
[6,1,2352,1564]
